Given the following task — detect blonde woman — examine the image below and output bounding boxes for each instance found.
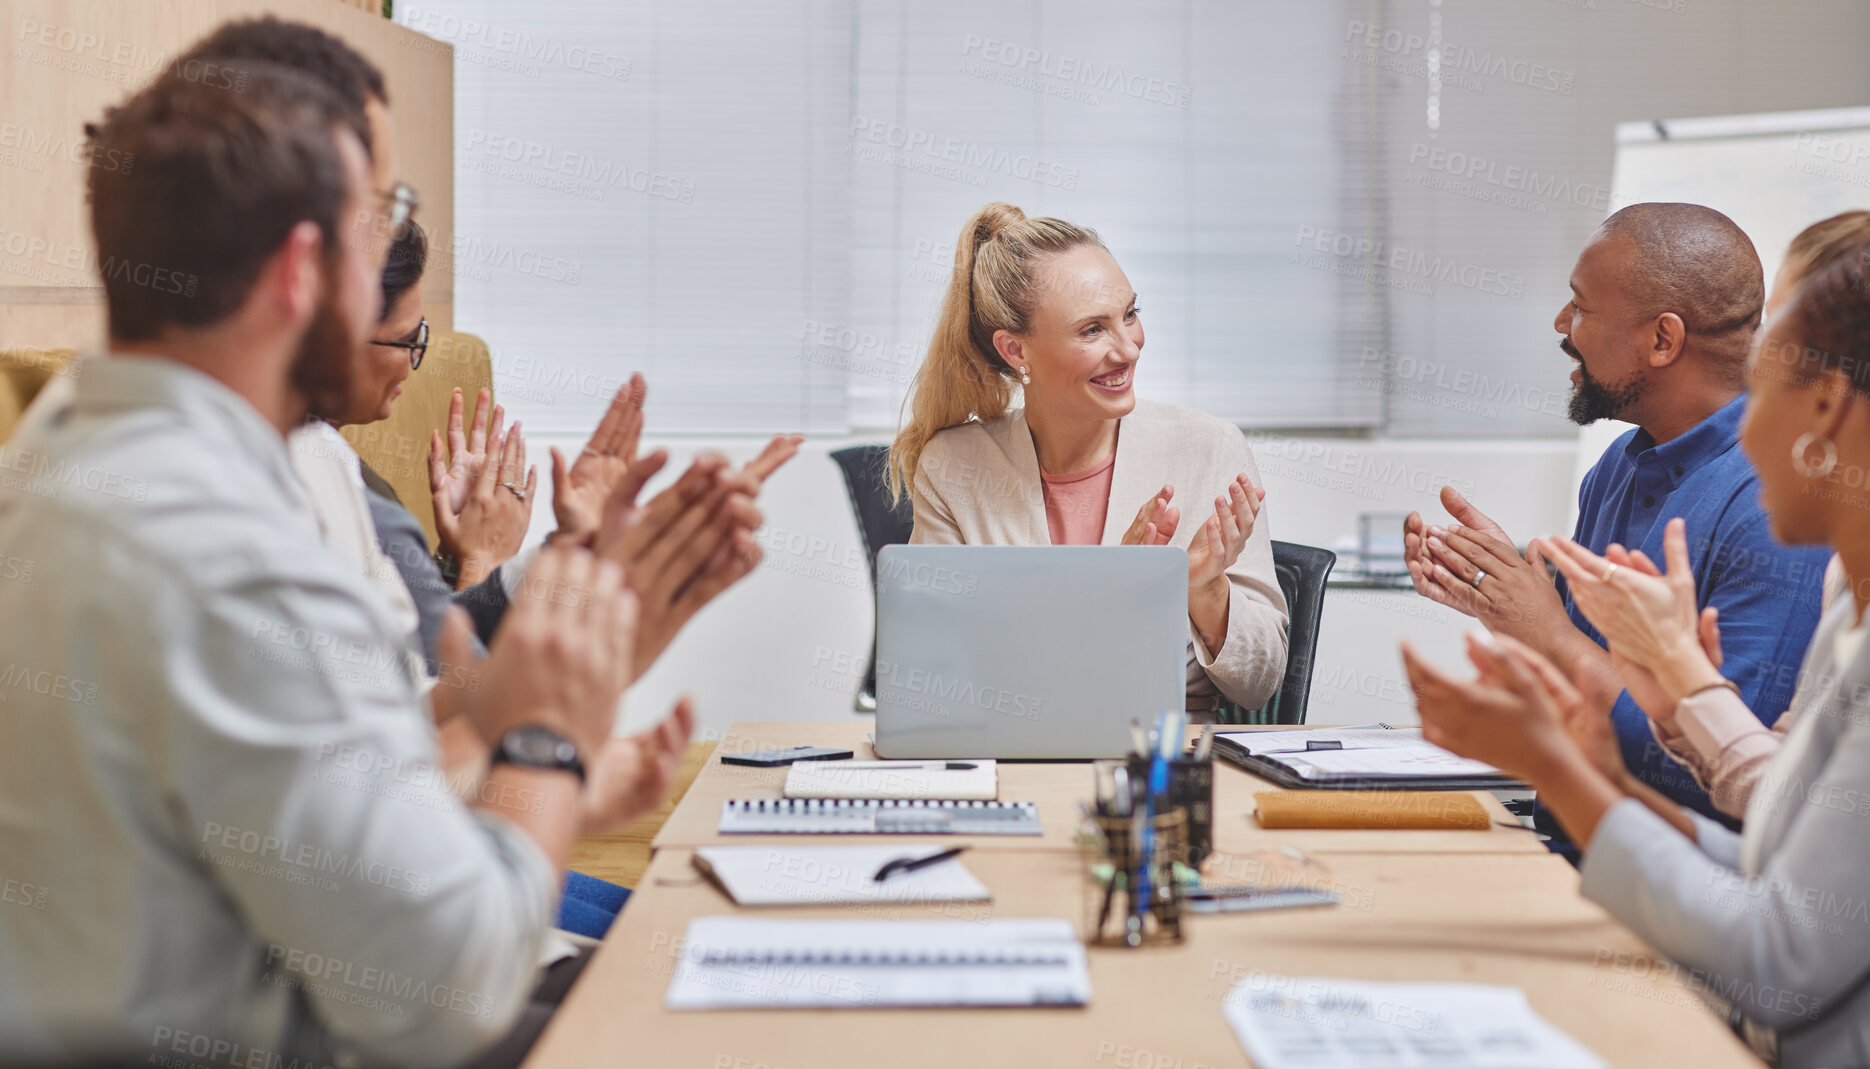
[889,203,1289,716]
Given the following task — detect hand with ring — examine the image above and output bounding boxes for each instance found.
[1534,519,1727,720]
[1403,485,1567,646]
[434,416,536,589]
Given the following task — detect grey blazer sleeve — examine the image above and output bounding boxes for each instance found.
[1581,792,1870,1038]
[363,490,488,672]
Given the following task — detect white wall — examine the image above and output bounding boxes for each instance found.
[512,431,1579,737]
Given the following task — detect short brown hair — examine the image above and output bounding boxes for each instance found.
[84,63,364,341]
[177,16,387,153]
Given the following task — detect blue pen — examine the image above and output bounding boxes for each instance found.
[1128,709,1183,945]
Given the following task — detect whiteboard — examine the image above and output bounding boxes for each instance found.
[1569,105,1870,523]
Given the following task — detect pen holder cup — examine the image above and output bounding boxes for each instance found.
[1081,808,1188,948]
[1124,753,1215,870]
[1169,755,1213,868]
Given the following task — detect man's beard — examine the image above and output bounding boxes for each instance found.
[291,278,357,423]
[1564,340,1645,426]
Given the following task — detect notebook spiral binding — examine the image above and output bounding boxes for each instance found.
[718,798,1043,835]
[696,947,1069,966]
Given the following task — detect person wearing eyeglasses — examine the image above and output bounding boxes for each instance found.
[288,219,535,682]
[370,220,536,592]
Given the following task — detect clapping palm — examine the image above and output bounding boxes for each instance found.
[430,387,501,518]
[551,374,648,544]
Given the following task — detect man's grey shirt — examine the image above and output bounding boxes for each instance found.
[0,356,554,1068]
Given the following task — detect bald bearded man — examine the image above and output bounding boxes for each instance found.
[1404,202,1831,834]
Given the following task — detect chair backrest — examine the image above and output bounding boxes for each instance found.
[0,349,77,444]
[829,444,916,710]
[341,329,494,550]
[1233,540,1337,725]
[829,445,915,583]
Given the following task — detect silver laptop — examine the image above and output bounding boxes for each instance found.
[872,545,1187,760]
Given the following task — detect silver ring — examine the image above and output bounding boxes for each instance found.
[581,447,604,459]
[1472,571,1485,590]
[500,482,527,502]
[1601,563,1620,583]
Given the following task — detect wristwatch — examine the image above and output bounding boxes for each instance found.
[490,725,586,784]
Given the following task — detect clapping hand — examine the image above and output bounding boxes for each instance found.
[429,388,498,518]
[1120,485,1179,546]
[1187,474,1262,591]
[433,412,535,589]
[580,697,696,833]
[1121,475,1261,655]
[591,437,802,679]
[457,545,637,760]
[1535,518,1726,721]
[550,374,647,545]
[1401,633,1580,784]
[1404,486,1567,644]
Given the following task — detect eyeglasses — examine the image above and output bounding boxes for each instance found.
[372,318,429,370]
[380,182,421,230]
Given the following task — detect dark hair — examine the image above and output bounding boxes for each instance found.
[1774,246,1870,401]
[179,17,386,147]
[379,219,429,322]
[85,64,361,341]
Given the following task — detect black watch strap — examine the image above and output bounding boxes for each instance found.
[490,725,586,784]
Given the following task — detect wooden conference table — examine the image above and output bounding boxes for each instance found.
[524,721,1758,1069]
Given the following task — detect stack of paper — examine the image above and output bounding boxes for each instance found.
[1222,977,1604,1068]
[665,917,1090,1010]
[691,845,991,907]
[784,759,998,800]
[1216,728,1509,783]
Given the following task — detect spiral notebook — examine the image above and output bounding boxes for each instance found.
[665,916,1091,1009]
[691,845,991,907]
[784,759,998,801]
[718,798,1043,836]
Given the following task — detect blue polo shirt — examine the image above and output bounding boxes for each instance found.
[1560,394,1830,826]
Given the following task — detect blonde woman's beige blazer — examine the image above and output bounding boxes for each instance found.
[908,398,1290,711]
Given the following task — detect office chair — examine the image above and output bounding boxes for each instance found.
[1219,540,1337,726]
[829,444,915,712]
[0,348,76,444]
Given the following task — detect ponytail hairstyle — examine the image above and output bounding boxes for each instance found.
[886,202,1106,502]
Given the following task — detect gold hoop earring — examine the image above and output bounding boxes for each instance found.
[1793,431,1838,479]
[1019,366,1031,386]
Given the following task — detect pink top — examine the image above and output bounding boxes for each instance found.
[1652,554,1854,818]
[1652,687,1788,819]
[1040,454,1116,546]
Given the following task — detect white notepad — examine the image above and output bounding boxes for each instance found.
[1222,977,1604,1069]
[692,845,991,907]
[784,759,998,800]
[665,916,1090,1010]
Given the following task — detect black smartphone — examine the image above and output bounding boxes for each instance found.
[719,745,856,767]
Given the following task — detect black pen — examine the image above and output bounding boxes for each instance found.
[872,845,969,882]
